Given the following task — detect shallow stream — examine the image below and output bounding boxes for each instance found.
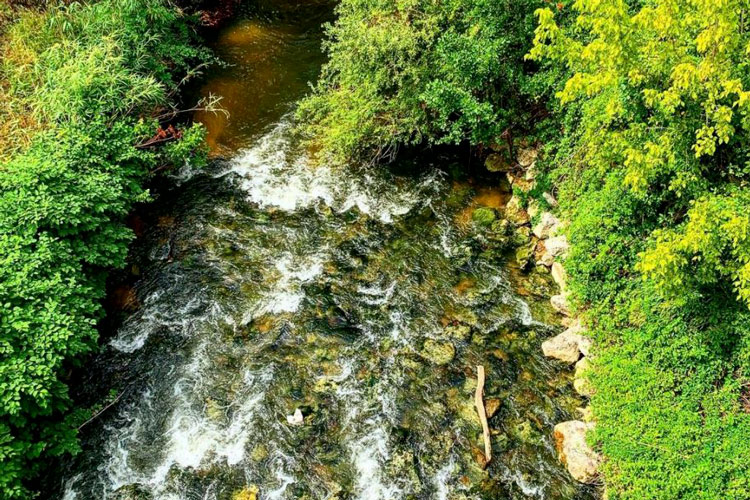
[54,3,594,499]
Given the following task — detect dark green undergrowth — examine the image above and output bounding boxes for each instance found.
[0,1,208,497]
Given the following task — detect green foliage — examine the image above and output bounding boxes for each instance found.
[530,1,750,498]
[297,0,543,163]
[0,1,208,497]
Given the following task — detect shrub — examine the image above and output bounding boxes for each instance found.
[0,1,208,496]
[297,0,543,163]
[530,1,750,498]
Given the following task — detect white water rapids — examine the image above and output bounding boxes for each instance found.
[54,5,591,498]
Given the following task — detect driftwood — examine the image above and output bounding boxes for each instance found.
[475,365,492,464]
[77,390,126,431]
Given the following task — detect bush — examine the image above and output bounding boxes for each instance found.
[530,1,750,498]
[0,1,208,496]
[297,0,543,163]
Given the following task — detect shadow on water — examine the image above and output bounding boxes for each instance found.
[46,1,598,499]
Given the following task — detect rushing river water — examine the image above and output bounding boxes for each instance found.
[53,3,595,499]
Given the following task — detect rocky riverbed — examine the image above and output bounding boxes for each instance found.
[50,3,599,499]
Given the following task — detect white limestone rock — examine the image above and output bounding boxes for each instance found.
[542,323,589,363]
[545,235,569,258]
[533,212,559,239]
[554,420,601,484]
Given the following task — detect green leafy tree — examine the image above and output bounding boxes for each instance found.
[530,1,750,498]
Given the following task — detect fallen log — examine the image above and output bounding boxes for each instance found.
[475,365,492,464]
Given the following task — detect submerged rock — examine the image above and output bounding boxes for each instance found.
[232,485,259,500]
[520,267,556,298]
[421,339,456,365]
[472,207,497,227]
[250,444,268,462]
[514,419,538,443]
[112,484,153,500]
[485,398,501,419]
[446,324,471,341]
[471,445,490,469]
[554,420,601,483]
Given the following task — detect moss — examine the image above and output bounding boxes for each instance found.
[420,339,456,365]
[471,207,497,227]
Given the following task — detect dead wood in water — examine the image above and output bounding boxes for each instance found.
[475,365,492,465]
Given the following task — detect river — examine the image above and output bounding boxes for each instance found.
[53,2,595,499]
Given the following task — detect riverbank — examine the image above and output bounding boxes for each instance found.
[0,1,210,496]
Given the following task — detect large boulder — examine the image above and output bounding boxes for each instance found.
[542,323,590,363]
[532,212,559,239]
[554,420,601,483]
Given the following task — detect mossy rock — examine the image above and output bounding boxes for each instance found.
[250,444,269,462]
[485,153,512,172]
[232,485,259,500]
[514,243,535,271]
[522,269,555,298]
[471,207,497,227]
[112,485,153,500]
[510,225,532,247]
[445,324,471,341]
[490,218,510,236]
[420,339,456,365]
[513,420,537,443]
